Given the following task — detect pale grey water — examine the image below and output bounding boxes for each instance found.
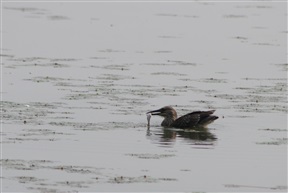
[1,2,287,192]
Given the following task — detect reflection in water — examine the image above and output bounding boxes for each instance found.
[146,126,217,147]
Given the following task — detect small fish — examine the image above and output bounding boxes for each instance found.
[146,113,152,127]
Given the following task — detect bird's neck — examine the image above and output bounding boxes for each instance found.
[161,116,176,127]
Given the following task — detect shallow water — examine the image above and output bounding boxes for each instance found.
[1,2,287,192]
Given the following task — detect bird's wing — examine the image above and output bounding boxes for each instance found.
[171,113,200,129]
[171,110,216,129]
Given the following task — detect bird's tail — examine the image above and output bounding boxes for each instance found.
[199,115,218,127]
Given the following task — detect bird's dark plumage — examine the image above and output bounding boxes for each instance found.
[147,106,218,129]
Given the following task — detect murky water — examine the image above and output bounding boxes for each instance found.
[1,2,287,192]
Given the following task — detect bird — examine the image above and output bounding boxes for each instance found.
[147,106,218,129]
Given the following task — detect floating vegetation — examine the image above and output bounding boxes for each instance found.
[141,60,197,66]
[256,138,288,145]
[233,36,248,40]
[109,175,157,184]
[273,63,288,71]
[24,76,67,83]
[11,62,70,68]
[4,6,48,17]
[223,14,246,18]
[96,73,132,81]
[48,15,70,20]
[56,180,91,188]
[154,50,172,53]
[259,128,287,132]
[50,165,103,175]
[49,121,100,130]
[156,13,198,19]
[4,6,47,12]
[213,83,287,113]
[126,153,175,159]
[225,184,288,190]
[151,72,186,76]
[89,63,132,71]
[0,159,53,171]
[109,175,177,184]
[155,13,178,17]
[167,60,198,66]
[48,121,137,131]
[2,101,70,125]
[199,78,227,83]
[22,128,74,137]
[98,49,125,53]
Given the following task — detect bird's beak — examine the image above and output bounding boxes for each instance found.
[147,108,162,116]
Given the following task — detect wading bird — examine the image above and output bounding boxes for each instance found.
[147,106,218,129]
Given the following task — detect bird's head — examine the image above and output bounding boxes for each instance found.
[147,106,177,119]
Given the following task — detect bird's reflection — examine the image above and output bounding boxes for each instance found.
[146,126,217,147]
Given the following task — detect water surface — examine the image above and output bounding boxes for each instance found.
[1,2,287,192]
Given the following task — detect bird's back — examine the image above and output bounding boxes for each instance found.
[171,110,218,129]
